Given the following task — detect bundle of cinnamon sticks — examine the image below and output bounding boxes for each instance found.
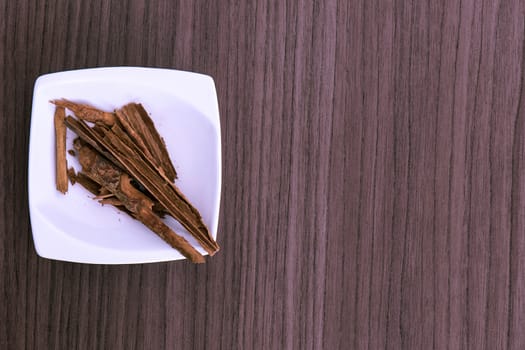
[52,99,219,263]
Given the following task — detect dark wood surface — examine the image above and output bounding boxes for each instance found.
[1,0,525,349]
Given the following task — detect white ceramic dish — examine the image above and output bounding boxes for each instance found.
[28,67,221,264]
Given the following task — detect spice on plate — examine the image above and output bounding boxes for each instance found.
[54,106,68,193]
[52,100,219,263]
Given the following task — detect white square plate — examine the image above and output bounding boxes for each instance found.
[28,67,221,264]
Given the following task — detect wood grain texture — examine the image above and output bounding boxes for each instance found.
[1,0,525,349]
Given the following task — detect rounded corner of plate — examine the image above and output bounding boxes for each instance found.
[203,74,217,87]
[34,72,55,89]
[33,75,46,89]
[32,239,51,260]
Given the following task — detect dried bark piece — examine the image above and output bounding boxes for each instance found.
[54,106,68,193]
[77,142,205,263]
[116,103,177,181]
[68,153,131,214]
[68,169,101,196]
[99,197,123,206]
[65,116,219,255]
[67,167,76,185]
[52,99,116,126]
[95,193,115,199]
[133,103,177,180]
[98,187,112,196]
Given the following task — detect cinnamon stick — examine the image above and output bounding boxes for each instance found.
[54,106,68,193]
[116,103,177,180]
[51,99,116,126]
[134,103,177,180]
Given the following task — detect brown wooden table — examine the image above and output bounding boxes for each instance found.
[2,1,525,349]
